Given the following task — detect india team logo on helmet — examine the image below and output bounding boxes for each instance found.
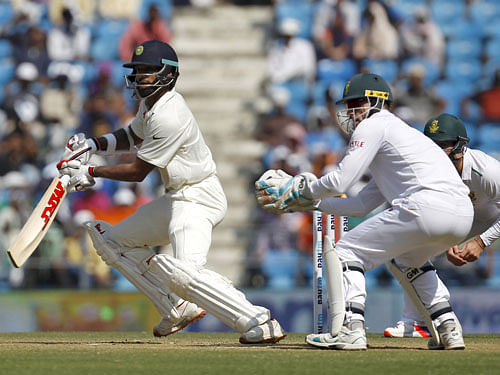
[123,40,180,99]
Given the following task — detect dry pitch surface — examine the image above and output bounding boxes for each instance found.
[1,332,499,375]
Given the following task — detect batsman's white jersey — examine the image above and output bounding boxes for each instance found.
[309,110,474,322]
[110,89,227,267]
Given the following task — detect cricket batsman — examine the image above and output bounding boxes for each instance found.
[255,73,473,350]
[57,40,285,344]
[385,113,500,346]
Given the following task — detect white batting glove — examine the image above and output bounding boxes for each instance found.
[57,159,96,178]
[67,173,96,193]
[60,133,97,165]
[255,169,320,213]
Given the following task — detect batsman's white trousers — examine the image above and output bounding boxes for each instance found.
[401,215,497,324]
[335,193,473,321]
[107,174,227,267]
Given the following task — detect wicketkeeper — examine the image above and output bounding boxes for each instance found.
[385,113,500,342]
[255,73,473,350]
[57,40,285,344]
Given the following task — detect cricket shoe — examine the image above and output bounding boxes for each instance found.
[428,319,465,350]
[239,319,286,344]
[153,301,206,337]
[306,326,367,350]
[384,320,431,338]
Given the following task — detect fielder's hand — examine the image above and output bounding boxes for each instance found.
[58,159,97,193]
[446,246,467,266]
[60,133,96,165]
[255,169,320,213]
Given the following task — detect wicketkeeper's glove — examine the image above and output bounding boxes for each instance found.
[255,169,320,213]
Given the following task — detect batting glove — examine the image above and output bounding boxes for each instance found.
[67,173,96,193]
[57,159,96,179]
[60,133,97,165]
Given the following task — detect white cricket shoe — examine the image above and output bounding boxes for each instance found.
[428,319,465,350]
[306,326,367,350]
[153,301,206,337]
[384,320,431,338]
[239,319,286,344]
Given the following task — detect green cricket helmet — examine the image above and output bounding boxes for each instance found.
[336,73,393,136]
[424,113,469,160]
[336,73,393,105]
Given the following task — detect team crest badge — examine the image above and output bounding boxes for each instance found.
[429,119,439,133]
[344,81,351,95]
[135,45,144,56]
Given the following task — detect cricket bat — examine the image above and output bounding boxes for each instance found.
[7,174,70,268]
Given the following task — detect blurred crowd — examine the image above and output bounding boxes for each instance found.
[244,0,500,290]
[0,0,177,291]
[1,0,499,292]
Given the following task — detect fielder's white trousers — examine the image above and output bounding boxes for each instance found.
[107,174,227,267]
[335,193,473,322]
[402,215,496,324]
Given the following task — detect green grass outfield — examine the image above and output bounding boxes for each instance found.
[1,332,499,375]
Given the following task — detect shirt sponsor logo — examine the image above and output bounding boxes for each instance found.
[349,140,365,148]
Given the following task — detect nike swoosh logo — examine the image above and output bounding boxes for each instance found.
[152,135,166,140]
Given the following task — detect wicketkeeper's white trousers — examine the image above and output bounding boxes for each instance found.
[335,194,473,322]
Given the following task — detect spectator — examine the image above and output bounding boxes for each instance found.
[267,18,317,85]
[78,93,120,136]
[353,0,399,61]
[254,87,299,147]
[0,128,38,176]
[2,62,42,124]
[401,7,445,70]
[394,63,445,127]
[118,4,173,62]
[462,69,500,123]
[72,179,113,216]
[64,209,113,289]
[47,7,91,62]
[9,26,51,79]
[313,0,360,43]
[316,7,355,61]
[40,73,81,129]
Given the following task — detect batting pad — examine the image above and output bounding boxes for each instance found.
[323,236,345,336]
[386,259,440,346]
[150,254,270,333]
[85,220,181,321]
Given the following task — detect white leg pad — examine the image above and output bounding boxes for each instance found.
[386,259,440,346]
[324,236,345,336]
[85,220,180,321]
[150,254,270,333]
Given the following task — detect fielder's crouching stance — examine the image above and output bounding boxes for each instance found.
[58,40,285,344]
[386,113,500,344]
[255,73,473,350]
